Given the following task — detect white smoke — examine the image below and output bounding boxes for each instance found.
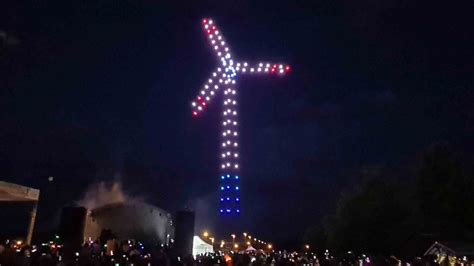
[77,181,141,210]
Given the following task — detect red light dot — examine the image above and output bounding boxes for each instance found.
[197,96,202,100]
[193,111,198,116]
[202,102,206,106]
[285,66,291,71]
[203,19,208,24]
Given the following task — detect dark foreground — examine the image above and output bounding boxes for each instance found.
[0,240,464,266]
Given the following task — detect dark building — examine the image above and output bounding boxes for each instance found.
[84,202,173,246]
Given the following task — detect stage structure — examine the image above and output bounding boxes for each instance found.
[190,18,290,214]
[0,181,40,245]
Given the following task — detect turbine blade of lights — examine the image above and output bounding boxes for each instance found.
[189,18,290,214]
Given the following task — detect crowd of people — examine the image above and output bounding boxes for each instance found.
[0,238,319,266]
[0,238,466,266]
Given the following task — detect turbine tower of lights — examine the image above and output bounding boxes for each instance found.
[191,18,290,214]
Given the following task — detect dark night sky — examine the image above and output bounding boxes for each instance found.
[1,1,473,244]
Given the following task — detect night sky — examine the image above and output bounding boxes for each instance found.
[1,1,473,244]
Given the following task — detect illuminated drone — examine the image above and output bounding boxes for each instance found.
[190,18,290,214]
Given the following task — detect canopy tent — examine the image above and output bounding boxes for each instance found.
[192,236,214,256]
[246,246,257,252]
[425,241,474,258]
[0,181,40,244]
[0,181,40,202]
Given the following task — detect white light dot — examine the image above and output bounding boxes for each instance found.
[191,102,196,107]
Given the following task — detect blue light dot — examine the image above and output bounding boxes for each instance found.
[226,185,230,189]
[221,176,225,180]
[220,198,224,202]
[220,209,224,213]
[226,209,231,213]
[226,174,230,178]
[235,175,239,179]
[235,186,239,190]
[226,197,230,201]
[236,198,240,202]
[220,186,224,191]
[236,209,240,213]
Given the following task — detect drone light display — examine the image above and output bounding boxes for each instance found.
[191,18,290,214]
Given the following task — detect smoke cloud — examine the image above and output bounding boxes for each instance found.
[77,181,141,210]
